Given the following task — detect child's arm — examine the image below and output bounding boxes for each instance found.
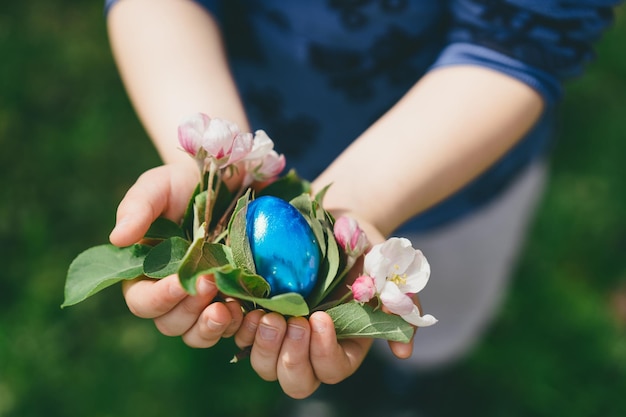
[315,65,543,238]
[106,0,249,349]
[107,0,249,168]
[106,0,543,399]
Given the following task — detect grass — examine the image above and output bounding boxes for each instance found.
[1,2,624,416]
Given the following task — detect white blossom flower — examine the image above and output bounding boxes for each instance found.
[363,237,437,327]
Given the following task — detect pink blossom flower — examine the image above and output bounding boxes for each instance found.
[202,118,253,168]
[363,237,437,327]
[245,150,286,184]
[350,275,376,303]
[242,130,286,184]
[333,216,370,258]
[177,113,253,169]
[178,112,211,158]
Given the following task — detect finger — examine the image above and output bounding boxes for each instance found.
[109,164,197,247]
[234,309,265,349]
[181,299,242,348]
[110,169,171,247]
[249,313,286,381]
[122,275,188,319]
[221,299,245,337]
[389,336,415,359]
[309,311,372,385]
[276,317,320,399]
[382,295,418,359]
[153,276,219,336]
[380,307,415,358]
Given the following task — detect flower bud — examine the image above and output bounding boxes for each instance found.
[178,112,211,157]
[203,118,253,168]
[334,216,370,258]
[246,130,275,161]
[351,275,376,303]
[245,150,286,185]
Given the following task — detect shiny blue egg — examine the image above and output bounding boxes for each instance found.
[246,196,320,297]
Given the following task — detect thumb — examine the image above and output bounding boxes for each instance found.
[109,164,197,247]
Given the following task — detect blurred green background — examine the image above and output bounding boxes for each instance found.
[1,2,625,416]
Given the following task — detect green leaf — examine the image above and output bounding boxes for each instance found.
[308,216,327,256]
[143,237,191,279]
[312,227,342,305]
[144,217,185,241]
[181,183,202,240]
[178,239,233,294]
[227,189,250,235]
[305,215,342,308]
[254,293,310,317]
[326,302,415,343]
[213,266,310,317]
[62,244,151,307]
[290,193,327,256]
[313,183,332,207]
[259,169,310,201]
[212,265,270,299]
[315,197,336,227]
[227,190,256,273]
[289,193,314,218]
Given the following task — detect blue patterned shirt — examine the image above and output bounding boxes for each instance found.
[105,0,619,231]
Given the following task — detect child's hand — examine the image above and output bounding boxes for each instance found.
[232,219,417,399]
[233,310,374,399]
[110,163,244,347]
[122,274,244,348]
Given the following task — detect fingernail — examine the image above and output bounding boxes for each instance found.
[169,282,186,298]
[311,316,326,334]
[287,324,306,340]
[245,319,258,333]
[207,318,223,331]
[259,323,278,341]
[197,277,214,296]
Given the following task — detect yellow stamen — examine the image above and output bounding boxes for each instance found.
[390,272,407,286]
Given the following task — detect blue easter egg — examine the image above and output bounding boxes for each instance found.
[246,196,320,297]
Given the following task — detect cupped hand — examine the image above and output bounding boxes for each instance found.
[122,274,243,347]
[110,163,244,346]
[233,304,416,399]
[234,310,373,399]
[231,217,418,399]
